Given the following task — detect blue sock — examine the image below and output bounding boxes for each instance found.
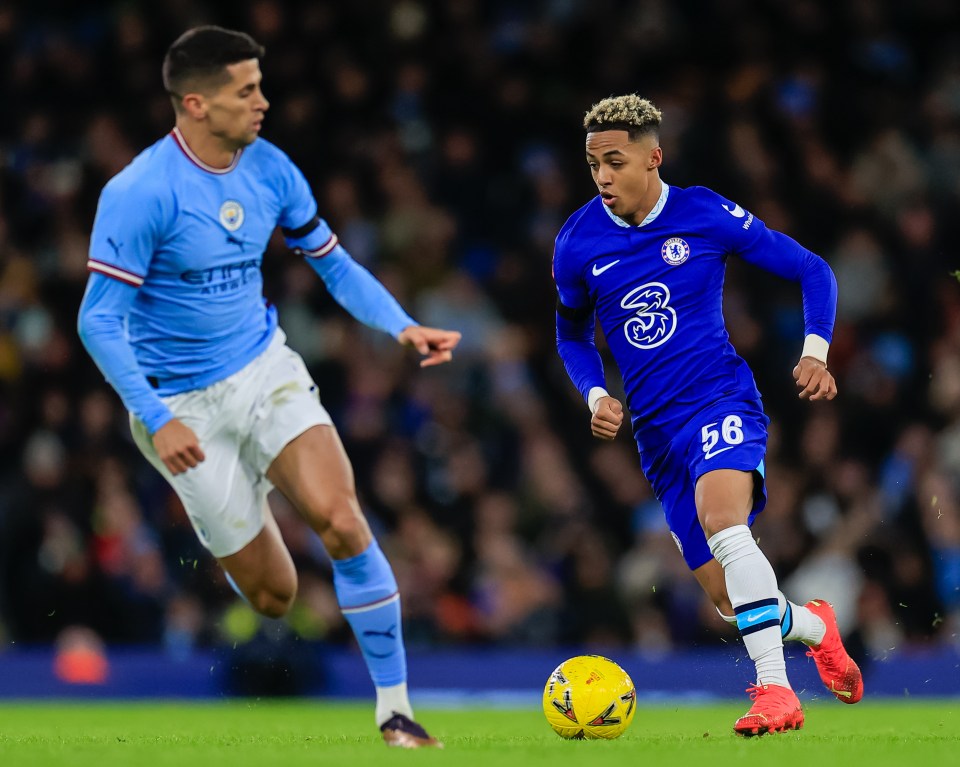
[223,570,250,604]
[332,540,407,687]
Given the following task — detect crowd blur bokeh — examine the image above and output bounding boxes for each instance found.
[1,0,959,666]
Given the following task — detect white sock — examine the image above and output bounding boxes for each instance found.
[375,681,413,727]
[718,593,827,647]
[717,607,737,626]
[708,525,790,689]
[777,592,826,645]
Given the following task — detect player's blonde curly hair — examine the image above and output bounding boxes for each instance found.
[583,94,662,140]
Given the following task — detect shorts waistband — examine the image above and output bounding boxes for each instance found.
[145,328,285,393]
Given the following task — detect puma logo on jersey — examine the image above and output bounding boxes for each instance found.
[107,238,124,258]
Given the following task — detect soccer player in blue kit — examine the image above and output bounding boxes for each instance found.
[77,26,455,748]
[554,95,863,736]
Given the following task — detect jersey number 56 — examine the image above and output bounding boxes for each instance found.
[701,415,744,459]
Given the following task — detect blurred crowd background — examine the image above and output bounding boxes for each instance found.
[1,0,959,673]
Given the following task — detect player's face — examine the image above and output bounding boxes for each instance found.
[203,59,270,149]
[586,131,662,225]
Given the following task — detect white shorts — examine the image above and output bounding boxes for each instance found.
[131,330,332,557]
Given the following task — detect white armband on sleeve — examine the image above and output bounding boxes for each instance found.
[801,334,830,365]
[587,386,609,414]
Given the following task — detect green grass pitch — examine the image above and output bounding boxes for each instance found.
[0,700,956,767]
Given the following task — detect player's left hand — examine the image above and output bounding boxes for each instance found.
[398,325,462,367]
[793,356,837,401]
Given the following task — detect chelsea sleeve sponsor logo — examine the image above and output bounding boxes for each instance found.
[621,282,678,349]
[722,202,755,229]
[722,203,745,218]
[661,237,690,266]
[219,200,245,231]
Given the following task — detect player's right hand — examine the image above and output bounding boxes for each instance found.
[591,396,624,440]
[153,418,206,475]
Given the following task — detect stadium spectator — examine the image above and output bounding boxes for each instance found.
[0,2,956,683]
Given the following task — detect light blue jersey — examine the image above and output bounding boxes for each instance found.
[79,129,416,433]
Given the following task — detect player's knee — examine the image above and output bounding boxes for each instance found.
[250,585,296,618]
[699,510,741,540]
[326,503,369,546]
[307,493,368,550]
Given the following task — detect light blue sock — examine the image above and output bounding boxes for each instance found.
[332,540,407,687]
[223,570,250,604]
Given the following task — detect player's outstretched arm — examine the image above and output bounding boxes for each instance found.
[398,325,462,368]
[793,356,837,401]
[591,396,624,440]
[152,418,206,475]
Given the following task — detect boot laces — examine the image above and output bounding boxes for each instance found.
[806,636,845,669]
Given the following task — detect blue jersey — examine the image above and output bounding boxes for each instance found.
[79,129,416,434]
[554,183,836,451]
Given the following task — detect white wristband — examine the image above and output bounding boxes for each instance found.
[801,334,829,365]
[587,386,609,414]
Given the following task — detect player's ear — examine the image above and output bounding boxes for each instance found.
[181,92,207,120]
[649,146,663,169]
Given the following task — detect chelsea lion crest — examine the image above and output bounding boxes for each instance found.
[661,237,690,266]
[219,200,245,231]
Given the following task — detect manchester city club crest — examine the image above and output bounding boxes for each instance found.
[661,237,690,265]
[219,200,245,231]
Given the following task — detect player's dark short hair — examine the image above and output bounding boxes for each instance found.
[162,26,264,105]
[584,95,662,142]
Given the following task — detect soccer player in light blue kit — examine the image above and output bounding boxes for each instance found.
[77,27,456,748]
[554,95,863,736]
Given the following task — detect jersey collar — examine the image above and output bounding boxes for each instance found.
[602,181,670,228]
[171,127,242,174]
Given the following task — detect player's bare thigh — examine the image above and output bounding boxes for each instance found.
[266,424,373,559]
[694,468,754,539]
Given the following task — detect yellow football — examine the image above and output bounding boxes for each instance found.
[542,655,636,739]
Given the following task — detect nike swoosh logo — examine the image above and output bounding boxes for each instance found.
[704,445,736,460]
[745,612,767,623]
[592,260,620,276]
[830,683,853,699]
[722,203,746,218]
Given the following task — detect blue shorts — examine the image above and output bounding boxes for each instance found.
[639,400,770,571]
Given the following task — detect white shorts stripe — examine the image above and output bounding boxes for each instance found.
[87,259,145,286]
[340,591,399,615]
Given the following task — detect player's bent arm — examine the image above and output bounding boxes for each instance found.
[302,245,417,338]
[556,299,608,411]
[77,274,174,434]
[737,227,838,365]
